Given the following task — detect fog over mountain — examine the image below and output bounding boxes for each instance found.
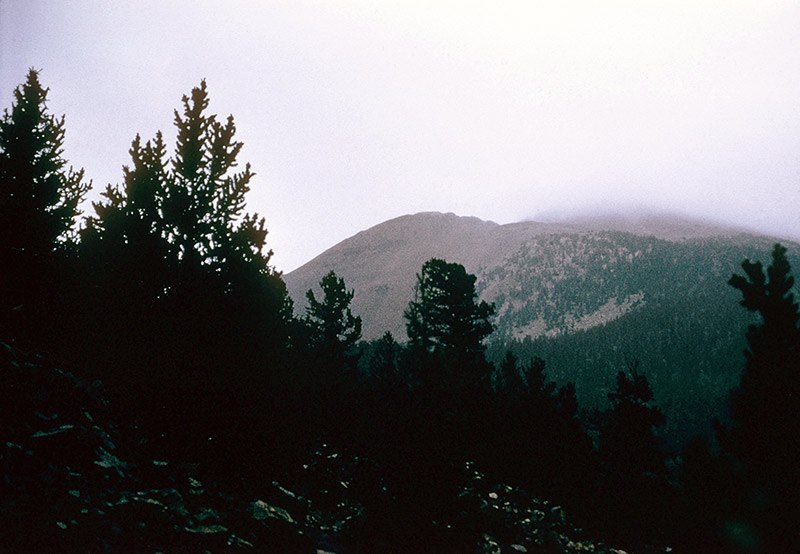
[3,1,799,272]
[285,211,792,341]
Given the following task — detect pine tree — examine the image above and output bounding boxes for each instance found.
[84,80,276,292]
[404,258,495,389]
[304,270,362,370]
[711,243,800,553]
[0,69,90,345]
[600,362,666,479]
[727,244,800,424]
[368,331,402,388]
[596,361,669,547]
[78,81,290,463]
[486,353,594,514]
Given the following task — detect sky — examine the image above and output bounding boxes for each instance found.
[2,0,799,272]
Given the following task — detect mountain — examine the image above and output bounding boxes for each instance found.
[285,211,799,444]
[284,211,792,342]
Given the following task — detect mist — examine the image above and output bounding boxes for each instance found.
[2,0,799,271]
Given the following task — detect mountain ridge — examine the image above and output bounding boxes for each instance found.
[284,211,792,341]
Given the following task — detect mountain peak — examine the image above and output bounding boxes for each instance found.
[284,211,789,341]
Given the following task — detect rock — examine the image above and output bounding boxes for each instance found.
[93,447,128,476]
[228,535,254,548]
[32,424,76,437]
[189,476,205,495]
[252,499,295,523]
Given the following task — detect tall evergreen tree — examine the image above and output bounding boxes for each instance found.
[404,258,495,389]
[727,244,800,419]
[304,270,362,369]
[300,270,363,441]
[708,243,800,553]
[596,361,670,548]
[84,80,278,295]
[599,362,666,479]
[494,350,528,395]
[77,80,290,463]
[353,259,493,550]
[485,353,595,515]
[368,331,402,388]
[0,69,89,345]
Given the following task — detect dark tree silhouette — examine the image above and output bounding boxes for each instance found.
[492,350,528,397]
[304,270,362,369]
[368,331,402,388]
[405,258,494,355]
[340,259,497,550]
[77,80,291,465]
[300,270,363,437]
[0,69,89,346]
[84,80,279,294]
[596,360,669,548]
[600,362,666,479]
[484,353,595,519]
[404,258,495,390]
[728,244,799,412]
[708,244,800,553]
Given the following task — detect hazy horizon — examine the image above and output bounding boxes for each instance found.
[3,1,799,272]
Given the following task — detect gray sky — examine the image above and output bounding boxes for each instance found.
[2,0,799,272]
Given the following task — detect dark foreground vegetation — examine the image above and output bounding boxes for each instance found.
[2,70,799,553]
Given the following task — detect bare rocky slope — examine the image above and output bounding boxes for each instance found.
[284,211,792,342]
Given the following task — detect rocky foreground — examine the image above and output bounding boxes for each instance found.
[1,344,650,553]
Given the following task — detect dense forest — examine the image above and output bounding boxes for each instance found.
[2,70,799,553]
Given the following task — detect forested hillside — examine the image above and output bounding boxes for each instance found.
[3,71,799,553]
[288,212,798,449]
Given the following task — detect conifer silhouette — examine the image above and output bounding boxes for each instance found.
[0,69,90,347]
[712,244,800,553]
[78,80,290,464]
